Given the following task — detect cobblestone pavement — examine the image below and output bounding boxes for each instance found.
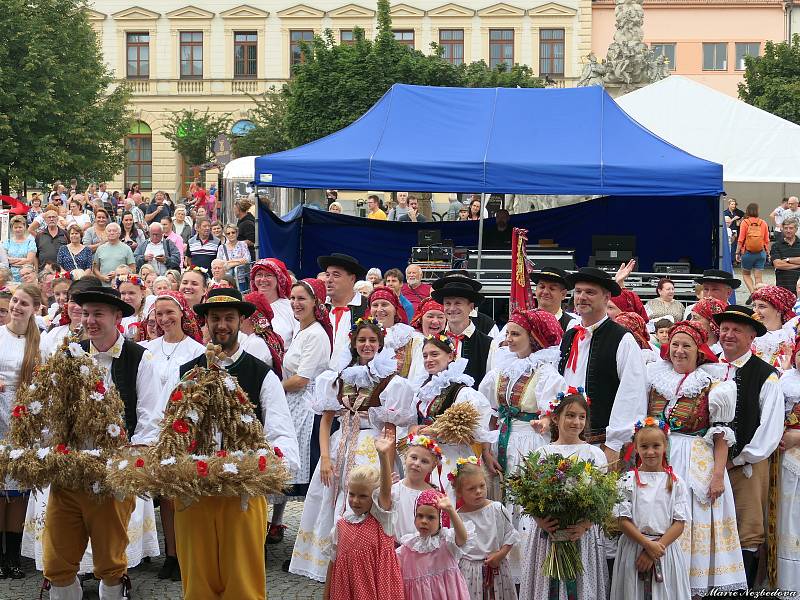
[0,501,323,599]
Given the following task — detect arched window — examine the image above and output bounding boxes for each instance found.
[125,121,152,191]
[231,119,256,137]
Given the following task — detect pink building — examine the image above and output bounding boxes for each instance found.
[592,0,788,97]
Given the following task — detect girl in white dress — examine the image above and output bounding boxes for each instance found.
[411,335,497,501]
[478,309,564,582]
[289,317,415,582]
[367,287,416,378]
[454,459,520,600]
[777,344,800,594]
[518,392,608,600]
[611,419,691,600]
[751,285,797,369]
[268,278,332,542]
[407,298,446,383]
[392,434,442,539]
[118,274,147,340]
[0,284,42,578]
[249,258,299,350]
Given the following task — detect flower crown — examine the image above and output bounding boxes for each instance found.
[634,416,670,435]
[446,455,480,483]
[350,316,384,334]
[545,386,590,416]
[53,271,73,281]
[188,266,209,277]
[117,274,145,289]
[406,433,443,461]
[424,333,454,351]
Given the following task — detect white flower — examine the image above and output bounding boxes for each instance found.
[256,448,268,457]
[29,383,37,391]
[80,365,90,377]
[40,427,50,437]
[117,460,128,470]
[240,414,254,424]
[83,449,101,458]
[190,454,209,461]
[28,401,42,415]
[107,424,121,438]
[9,449,24,460]
[92,481,102,495]
[232,450,245,459]
[186,409,200,423]
[106,459,114,468]
[50,374,58,385]
[90,392,104,402]
[36,447,50,460]
[160,457,177,466]
[68,343,85,358]
[222,463,239,475]
[223,376,236,391]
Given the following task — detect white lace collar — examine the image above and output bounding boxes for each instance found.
[385,322,415,351]
[647,360,716,403]
[495,346,560,380]
[415,358,474,403]
[339,347,397,389]
[341,511,369,524]
[781,369,800,400]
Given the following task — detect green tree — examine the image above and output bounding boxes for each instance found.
[162,109,232,168]
[0,0,132,193]
[232,87,291,157]
[282,0,543,147]
[739,35,800,124]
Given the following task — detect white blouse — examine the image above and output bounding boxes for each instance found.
[283,321,331,381]
[613,470,690,535]
[271,298,299,351]
[141,335,206,406]
[391,480,428,539]
[238,331,272,366]
[458,501,520,560]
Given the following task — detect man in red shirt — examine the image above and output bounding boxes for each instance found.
[401,264,432,314]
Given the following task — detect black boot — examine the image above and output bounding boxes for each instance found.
[1,532,24,579]
[157,555,178,580]
[741,550,758,589]
[171,559,181,582]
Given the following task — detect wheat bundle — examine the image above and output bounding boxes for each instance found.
[424,402,480,445]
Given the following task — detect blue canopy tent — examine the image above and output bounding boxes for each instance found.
[255,84,725,276]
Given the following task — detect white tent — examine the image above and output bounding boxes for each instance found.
[222,155,256,180]
[616,76,800,184]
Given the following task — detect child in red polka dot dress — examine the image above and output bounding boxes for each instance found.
[322,429,404,600]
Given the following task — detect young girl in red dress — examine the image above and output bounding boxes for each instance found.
[323,429,404,600]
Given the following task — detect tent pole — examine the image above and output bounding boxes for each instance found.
[477,192,487,279]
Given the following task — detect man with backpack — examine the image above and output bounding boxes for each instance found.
[736,202,771,304]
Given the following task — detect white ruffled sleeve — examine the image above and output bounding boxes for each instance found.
[704,380,737,447]
[369,489,394,536]
[534,364,566,414]
[612,471,635,520]
[309,370,341,414]
[370,376,417,430]
[441,520,476,559]
[477,370,500,411]
[497,503,521,547]
[671,476,690,523]
[456,387,499,444]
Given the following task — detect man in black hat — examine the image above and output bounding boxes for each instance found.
[532,267,578,332]
[317,253,368,366]
[432,271,499,338]
[557,267,647,466]
[432,279,493,386]
[713,305,783,588]
[175,288,299,600]
[42,287,162,600]
[695,269,741,304]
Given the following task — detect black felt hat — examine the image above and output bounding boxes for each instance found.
[194,287,256,318]
[695,269,741,290]
[317,253,367,279]
[531,267,572,290]
[712,304,767,337]
[566,267,621,296]
[72,286,135,318]
[431,281,484,304]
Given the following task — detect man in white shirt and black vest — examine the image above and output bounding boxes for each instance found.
[557,267,647,466]
[44,287,162,600]
[712,305,784,588]
[532,267,578,332]
[176,288,299,600]
[432,271,499,338]
[432,277,492,386]
[318,253,368,367]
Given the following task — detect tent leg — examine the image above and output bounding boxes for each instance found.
[477,193,487,278]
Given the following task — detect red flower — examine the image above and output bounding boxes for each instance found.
[170,390,183,403]
[258,456,267,472]
[237,391,248,405]
[187,439,197,452]
[56,444,69,455]
[135,458,145,468]
[172,419,189,434]
[273,447,283,458]
[196,461,208,477]
[95,381,106,394]
[11,405,27,418]
[216,450,228,457]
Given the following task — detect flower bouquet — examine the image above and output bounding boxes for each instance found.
[504,451,620,581]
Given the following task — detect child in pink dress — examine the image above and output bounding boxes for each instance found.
[323,430,404,600]
[396,488,472,600]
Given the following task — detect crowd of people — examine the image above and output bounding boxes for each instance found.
[0,182,796,600]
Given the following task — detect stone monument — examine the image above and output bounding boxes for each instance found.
[577,0,669,96]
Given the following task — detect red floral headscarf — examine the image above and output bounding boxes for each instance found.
[148,291,203,343]
[249,258,292,299]
[691,297,727,336]
[611,289,649,322]
[508,309,563,351]
[366,287,409,325]
[295,277,333,353]
[244,291,285,379]
[659,320,718,365]
[410,297,444,332]
[614,312,650,350]
[751,285,797,324]
[415,488,450,528]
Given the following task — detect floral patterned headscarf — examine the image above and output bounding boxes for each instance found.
[148,291,203,343]
[249,258,292,299]
[751,285,797,324]
[508,309,563,350]
[691,297,727,337]
[295,278,333,353]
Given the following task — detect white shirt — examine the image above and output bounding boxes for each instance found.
[561,315,648,452]
[41,324,79,356]
[445,321,477,360]
[141,334,206,405]
[87,334,163,445]
[327,292,364,369]
[283,321,330,380]
[237,331,272,366]
[271,297,299,350]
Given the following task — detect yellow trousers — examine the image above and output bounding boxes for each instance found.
[42,487,134,586]
[175,495,268,600]
[730,460,770,549]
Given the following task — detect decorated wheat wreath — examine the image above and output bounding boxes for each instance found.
[0,336,128,495]
[106,344,289,507]
[397,402,480,453]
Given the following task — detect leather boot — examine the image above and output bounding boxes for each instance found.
[741,550,758,589]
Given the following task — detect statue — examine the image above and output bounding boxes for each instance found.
[577,0,668,95]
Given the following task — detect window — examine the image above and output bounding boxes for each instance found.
[489,29,514,69]
[735,42,760,70]
[125,121,152,191]
[180,31,203,79]
[234,32,257,79]
[539,29,565,76]
[126,32,150,79]
[290,30,314,67]
[651,43,676,70]
[340,30,354,45]
[231,119,256,136]
[439,29,464,65]
[702,42,728,71]
[393,30,415,48]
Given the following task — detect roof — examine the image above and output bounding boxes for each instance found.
[593,0,781,6]
[254,83,722,196]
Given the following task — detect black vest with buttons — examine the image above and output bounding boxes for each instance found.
[558,312,573,332]
[731,354,776,457]
[558,319,628,436]
[460,329,492,388]
[81,339,144,437]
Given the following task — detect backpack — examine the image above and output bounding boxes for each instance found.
[743,218,765,253]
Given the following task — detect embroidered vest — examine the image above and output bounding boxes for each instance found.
[396,341,414,378]
[497,371,539,414]
[418,382,467,424]
[648,388,710,435]
[731,354,776,457]
[337,375,394,412]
